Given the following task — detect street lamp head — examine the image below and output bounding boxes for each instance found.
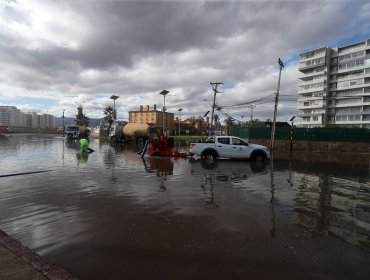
[110,95,119,100]
[289,116,296,122]
[159,90,169,96]
[278,58,285,68]
[178,108,183,112]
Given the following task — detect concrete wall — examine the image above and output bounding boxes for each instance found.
[250,139,370,154]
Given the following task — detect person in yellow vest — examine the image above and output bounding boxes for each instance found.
[79,138,94,153]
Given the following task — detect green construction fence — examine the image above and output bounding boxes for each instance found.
[231,127,370,143]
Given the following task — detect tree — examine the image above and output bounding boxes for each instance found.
[214,114,220,132]
[197,116,205,135]
[224,117,235,135]
[245,118,267,127]
[190,117,197,135]
[75,106,90,127]
[103,106,116,133]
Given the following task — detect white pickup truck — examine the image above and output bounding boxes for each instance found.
[189,136,270,162]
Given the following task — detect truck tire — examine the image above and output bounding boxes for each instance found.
[250,151,266,162]
[202,150,217,162]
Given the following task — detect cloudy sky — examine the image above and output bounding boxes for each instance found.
[1,0,370,123]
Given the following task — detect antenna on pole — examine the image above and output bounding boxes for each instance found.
[209,82,223,135]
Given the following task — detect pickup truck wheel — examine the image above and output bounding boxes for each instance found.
[202,151,217,162]
[251,151,266,162]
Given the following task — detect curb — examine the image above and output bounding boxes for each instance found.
[0,229,78,280]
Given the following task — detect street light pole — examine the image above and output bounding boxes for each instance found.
[110,95,119,120]
[159,90,169,135]
[62,109,65,135]
[270,58,284,150]
[289,116,295,154]
[178,108,183,136]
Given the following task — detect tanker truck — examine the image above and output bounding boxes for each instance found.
[122,123,151,144]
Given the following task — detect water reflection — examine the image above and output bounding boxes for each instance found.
[0,135,370,279]
[200,171,218,208]
[76,152,89,164]
[143,157,174,191]
[271,154,370,253]
[289,168,370,252]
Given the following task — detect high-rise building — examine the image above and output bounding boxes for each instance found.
[297,39,370,128]
[0,106,55,128]
[0,106,22,127]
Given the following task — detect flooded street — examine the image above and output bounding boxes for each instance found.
[1,134,370,279]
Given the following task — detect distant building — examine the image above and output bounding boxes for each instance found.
[0,106,22,127]
[31,112,40,128]
[40,114,55,128]
[24,113,32,128]
[297,39,370,128]
[128,105,174,133]
[0,105,55,128]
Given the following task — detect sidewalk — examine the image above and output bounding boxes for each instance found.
[0,230,77,280]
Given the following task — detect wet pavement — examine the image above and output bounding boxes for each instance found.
[0,134,369,279]
[0,229,76,280]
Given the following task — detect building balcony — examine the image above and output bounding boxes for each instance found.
[298,78,325,86]
[297,96,324,102]
[297,112,323,118]
[299,48,327,61]
[336,83,365,91]
[297,104,324,110]
[299,69,326,79]
[294,119,323,127]
[337,44,366,56]
[298,86,325,94]
[299,61,326,72]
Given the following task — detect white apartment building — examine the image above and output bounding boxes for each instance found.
[0,105,55,128]
[0,106,23,127]
[297,39,370,128]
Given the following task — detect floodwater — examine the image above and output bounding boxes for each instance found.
[0,134,369,280]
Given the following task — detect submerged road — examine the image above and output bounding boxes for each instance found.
[0,134,369,279]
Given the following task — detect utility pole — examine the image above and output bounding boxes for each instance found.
[209,82,223,135]
[178,108,183,136]
[270,58,284,150]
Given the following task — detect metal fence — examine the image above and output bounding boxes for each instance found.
[231,127,370,143]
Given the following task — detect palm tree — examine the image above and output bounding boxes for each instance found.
[75,106,90,127]
[103,106,116,133]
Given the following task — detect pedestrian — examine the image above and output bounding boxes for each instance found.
[79,138,94,153]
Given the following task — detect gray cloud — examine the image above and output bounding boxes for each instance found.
[0,0,369,121]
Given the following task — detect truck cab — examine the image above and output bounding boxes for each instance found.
[64,125,80,140]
